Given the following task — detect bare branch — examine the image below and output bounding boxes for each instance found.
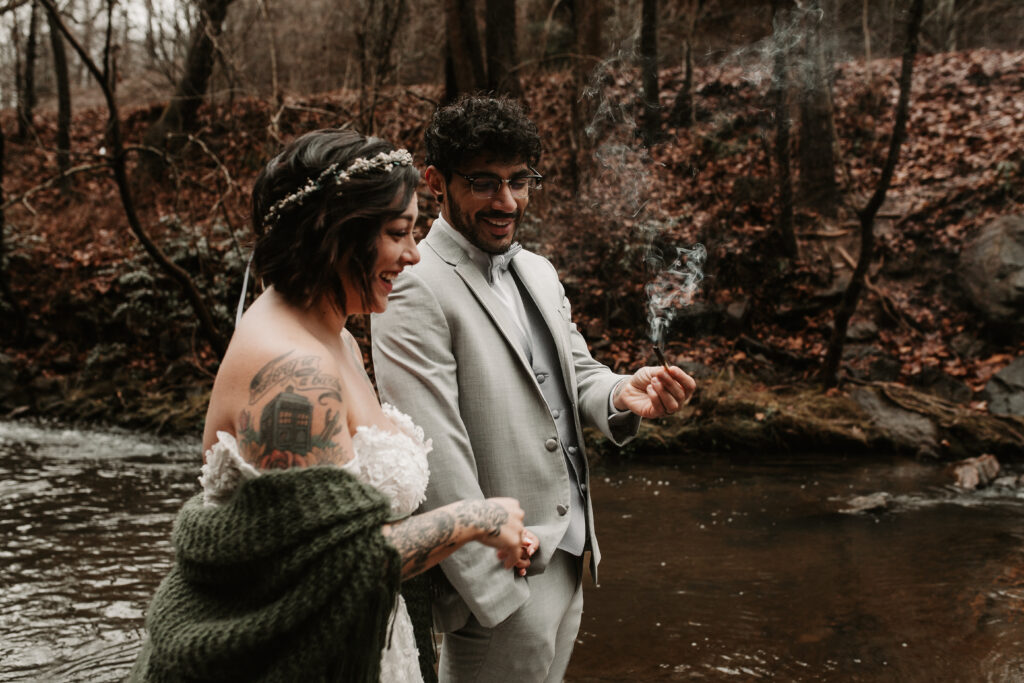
[1,162,109,213]
[38,0,228,358]
[0,0,31,14]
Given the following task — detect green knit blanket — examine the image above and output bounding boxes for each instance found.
[130,465,401,683]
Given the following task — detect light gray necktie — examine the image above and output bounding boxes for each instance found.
[488,242,523,284]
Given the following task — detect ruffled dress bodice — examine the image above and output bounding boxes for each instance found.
[199,403,432,683]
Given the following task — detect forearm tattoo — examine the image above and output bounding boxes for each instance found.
[389,511,457,577]
[388,501,511,577]
[456,500,509,538]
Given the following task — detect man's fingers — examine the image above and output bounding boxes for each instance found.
[669,366,697,397]
[651,377,680,414]
[646,382,667,416]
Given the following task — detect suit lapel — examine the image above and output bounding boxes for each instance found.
[424,228,536,375]
[511,257,577,391]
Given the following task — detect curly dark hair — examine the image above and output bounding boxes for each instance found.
[424,95,542,179]
[251,128,419,314]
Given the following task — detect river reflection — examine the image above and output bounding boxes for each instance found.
[0,421,196,682]
[2,421,1023,682]
[569,454,1024,682]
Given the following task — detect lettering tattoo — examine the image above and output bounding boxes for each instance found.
[249,351,344,405]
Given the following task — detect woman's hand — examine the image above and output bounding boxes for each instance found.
[475,497,528,570]
[511,529,539,576]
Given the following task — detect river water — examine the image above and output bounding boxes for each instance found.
[2,420,1023,682]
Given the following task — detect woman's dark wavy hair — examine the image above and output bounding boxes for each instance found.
[424,95,542,179]
[251,129,419,314]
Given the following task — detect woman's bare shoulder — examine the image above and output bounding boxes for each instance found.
[203,324,353,468]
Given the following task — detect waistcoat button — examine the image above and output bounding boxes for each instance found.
[545,438,558,451]
[556,504,568,516]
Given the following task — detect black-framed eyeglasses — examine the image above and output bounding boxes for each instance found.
[453,169,543,199]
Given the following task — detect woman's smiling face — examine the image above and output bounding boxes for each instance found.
[342,193,420,315]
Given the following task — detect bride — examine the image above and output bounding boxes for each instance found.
[131,129,538,682]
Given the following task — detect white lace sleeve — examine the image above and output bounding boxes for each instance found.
[350,406,432,519]
[380,403,431,446]
[200,432,360,507]
[199,431,260,507]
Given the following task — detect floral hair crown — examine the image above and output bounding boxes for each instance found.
[262,148,414,227]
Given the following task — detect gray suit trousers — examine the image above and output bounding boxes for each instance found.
[439,550,583,683]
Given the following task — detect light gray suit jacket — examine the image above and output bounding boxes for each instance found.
[371,225,639,631]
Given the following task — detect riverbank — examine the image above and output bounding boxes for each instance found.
[590,374,1024,462]
[3,350,1021,463]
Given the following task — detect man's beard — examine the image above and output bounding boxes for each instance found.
[448,195,521,255]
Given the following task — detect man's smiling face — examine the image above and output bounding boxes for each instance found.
[442,157,533,255]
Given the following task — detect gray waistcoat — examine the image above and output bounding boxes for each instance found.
[513,272,588,555]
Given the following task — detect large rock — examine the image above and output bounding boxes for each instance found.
[982,355,1024,415]
[841,491,892,514]
[952,454,1000,490]
[910,367,972,404]
[850,387,939,457]
[958,214,1024,324]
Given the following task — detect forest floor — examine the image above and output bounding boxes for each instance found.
[1,49,1022,460]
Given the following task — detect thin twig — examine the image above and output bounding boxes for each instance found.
[1,162,108,212]
[835,244,914,332]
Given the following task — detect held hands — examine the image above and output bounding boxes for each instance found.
[612,365,697,419]
[514,530,540,577]
[479,497,538,574]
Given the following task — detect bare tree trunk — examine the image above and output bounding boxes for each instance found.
[485,0,522,99]
[142,0,158,62]
[41,0,228,359]
[822,0,924,387]
[862,0,873,82]
[935,0,956,51]
[78,0,93,86]
[667,0,701,129]
[771,0,797,260]
[142,0,236,163]
[256,0,281,107]
[17,0,39,139]
[355,0,406,133]
[45,2,72,193]
[0,121,5,298]
[639,0,659,145]
[565,0,604,195]
[0,120,19,321]
[578,0,603,59]
[11,18,24,119]
[797,1,840,217]
[443,0,486,102]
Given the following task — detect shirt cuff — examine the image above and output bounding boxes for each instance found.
[607,378,630,417]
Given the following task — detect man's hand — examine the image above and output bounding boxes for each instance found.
[612,365,697,418]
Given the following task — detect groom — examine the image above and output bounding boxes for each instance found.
[372,95,696,682]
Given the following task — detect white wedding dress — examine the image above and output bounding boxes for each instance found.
[199,403,432,683]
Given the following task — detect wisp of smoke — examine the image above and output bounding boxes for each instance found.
[647,243,707,349]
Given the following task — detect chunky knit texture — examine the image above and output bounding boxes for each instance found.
[130,466,401,682]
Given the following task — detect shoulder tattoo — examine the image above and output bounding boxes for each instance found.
[249,351,344,405]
